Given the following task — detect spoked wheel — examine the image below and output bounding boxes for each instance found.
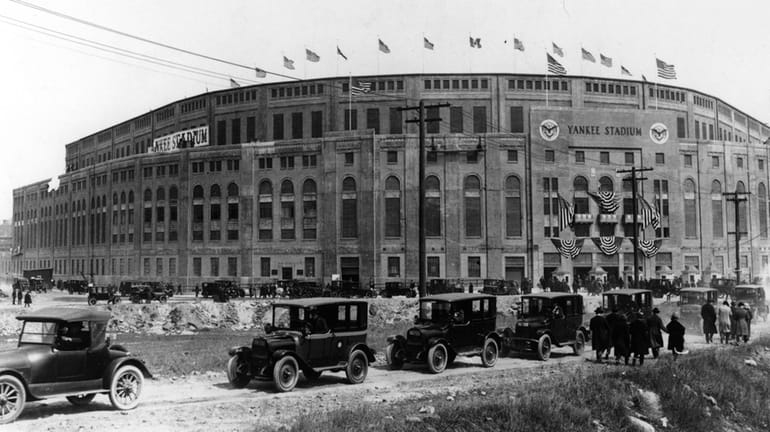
[227,356,251,389]
[66,393,96,406]
[0,375,25,424]
[109,365,144,410]
[88,297,97,306]
[427,343,448,374]
[573,331,586,355]
[537,334,552,361]
[273,356,299,392]
[345,350,369,384]
[385,343,404,370]
[481,338,499,367]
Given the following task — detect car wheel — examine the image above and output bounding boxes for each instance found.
[109,365,144,410]
[481,337,499,368]
[273,356,299,392]
[0,375,25,424]
[113,296,122,304]
[227,356,251,389]
[427,343,448,374]
[573,331,586,356]
[159,296,167,304]
[66,393,96,406]
[537,334,552,361]
[385,343,404,370]
[346,350,369,384]
[88,297,97,306]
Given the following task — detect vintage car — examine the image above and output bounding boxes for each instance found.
[385,293,500,374]
[733,284,769,321]
[678,287,719,328]
[380,282,416,298]
[125,284,169,304]
[0,308,151,424]
[710,278,736,297]
[226,298,376,392]
[648,278,674,298]
[328,280,376,298]
[481,279,518,296]
[500,293,588,361]
[63,279,88,294]
[426,279,463,295]
[201,280,245,299]
[87,286,121,305]
[602,289,653,320]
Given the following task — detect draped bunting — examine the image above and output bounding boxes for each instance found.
[591,236,624,256]
[589,191,620,214]
[551,238,584,259]
[637,239,663,258]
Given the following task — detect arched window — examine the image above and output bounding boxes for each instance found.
[505,176,522,237]
[227,183,239,197]
[599,176,613,193]
[573,176,589,213]
[303,179,317,239]
[210,183,221,225]
[258,180,273,240]
[113,193,118,206]
[193,185,204,200]
[384,176,401,237]
[464,175,481,237]
[143,188,152,202]
[759,183,767,239]
[684,179,697,238]
[737,181,747,233]
[280,180,295,239]
[341,177,358,238]
[156,187,166,202]
[711,180,723,238]
[169,186,179,201]
[425,176,441,236]
[210,184,221,199]
[128,191,134,203]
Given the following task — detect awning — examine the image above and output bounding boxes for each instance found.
[682,265,699,274]
[589,265,607,275]
[656,265,673,275]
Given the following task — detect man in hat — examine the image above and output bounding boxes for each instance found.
[646,307,666,359]
[629,311,650,366]
[607,307,630,365]
[733,302,749,345]
[589,307,610,363]
[666,312,686,359]
[701,299,717,344]
[717,300,732,344]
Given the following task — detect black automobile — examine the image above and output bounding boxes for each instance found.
[202,280,245,299]
[385,293,500,374]
[63,280,88,294]
[380,282,416,298]
[481,279,518,296]
[733,284,769,321]
[227,298,376,392]
[602,289,653,320]
[329,280,376,298]
[87,286,121,305]
[648,278,674,298]
[500,293,588,361]
[0,308,152,424]
[678,287,719,328]
[710,278,736,297]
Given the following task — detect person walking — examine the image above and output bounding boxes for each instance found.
[730,302,738,344]
[733,303,749,345]
[194,284,200,298]
[23,290,32,308]
[744,304,753,342]
[717,300,732,344]
[646,307,666,359]
[666,312,686,359]
[629,311,650,366]
[607,308,630,365]
[16,289,23,307]
[589,307,610,363]
[700,299,717,344]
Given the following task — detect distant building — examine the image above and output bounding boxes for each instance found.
[0,219,11,277]
[10,74,770,287]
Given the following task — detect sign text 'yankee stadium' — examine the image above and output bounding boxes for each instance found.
[566,125,643,136]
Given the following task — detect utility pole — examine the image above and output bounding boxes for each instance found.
[616,166,653,288]
[400,100,450,297]
[724,191,751,283]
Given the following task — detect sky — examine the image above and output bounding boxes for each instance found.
[0,0,768,220]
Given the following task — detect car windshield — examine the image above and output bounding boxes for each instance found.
[519,297,550,318]
[272,305,306,331]
[680,292,708,305]
[734,288,759,298]
[19,321,58,345]
[419,301,451,323]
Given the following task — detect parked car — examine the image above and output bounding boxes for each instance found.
[678,287,719,328]
[226,298,376,392]
[127,284,168,304]
[732,284,769,321]
[63,279,88,294]
[481,279,518,296]
[87,286,121,305]
[710,277,736,298]
[330,280,376,298]
[602,289,653,320]
[380,282,416,298]
[385,293,500,374]
[0,307,152,424]
[648,278,674,298]
[500,293,588,361]
[426,279,463,295]
[201,280,245,299]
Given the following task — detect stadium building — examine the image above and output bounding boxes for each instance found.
[10,73,770,288]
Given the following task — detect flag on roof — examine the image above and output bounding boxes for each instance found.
[255,67,267,78]
[337,46,348,60]
[513,38,524,51]
[378,39,391,54]
[306,49,320,62]
[581,48,596,62]
[424,37,434,50]
[600,54,612,67]
[547,53,567,75]
[229,78,240,88]
[351,80,372,96]
[469,36,482,48]
[621,66,632,76]
[656,58,677,79]
[283,56,295,70]
[642,74,648,82]
[552,42,564,57]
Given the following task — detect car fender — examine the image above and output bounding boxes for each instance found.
[386,335,406,348]
[0,369,34,399]
[483,331,502,345]
[345,343,376,363]
[535,328,551,337]
[102,357,153,389]
[578,326,591,340]
[228,346,252,357]
[426,337,452,353]
[271,350,310,370]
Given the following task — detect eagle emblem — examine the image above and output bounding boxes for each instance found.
[539,119,559,141]
[649,123,669,144]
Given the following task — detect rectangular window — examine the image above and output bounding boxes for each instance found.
[260,257,270,277]
[625,152,634,165]
[510,106,524,133]
[449,107,463,133]
[210,257,219,277]
[427,256,440,278]
[545,150,555,163]
[231,118,241,144]
[227,257,237,277]
[466,151,479,164]
[677,117,686,139]
[280,156,295,170]
[246,116,256,142]
[684,154,693,167]
[344,109,357,130]
[760,159,765,171]
[304,257,315,277]
[193,257,202,276]
[507,150,518,163]
[655,153,665,165]
[389,108,402,134]
[387,257,400,277]
[575,151,585,164]
[695,120,700,139]
[272,114,284,140]
[387,151,398,164]
[709,124,714,140]
[217,120,227,145]
[291,112,303,139]
[143,258,150,276]
[737,157,744,168]
[600,152,609,165]
[467,256,481,278]
[156,258,163,277]
[712,156,720,168]
[472,106,487,133]
[345,152,354,165]
[366,108,380,134]
[302,154,317,168]
[311,111,323,138]
[426,107,439,134]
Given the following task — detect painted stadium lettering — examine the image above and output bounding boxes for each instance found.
[604,126,642,136]
[565,125,642,136]
[150,126,209,153]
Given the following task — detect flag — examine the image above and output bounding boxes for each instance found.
[552,42,564,57]
[621,66,632,76]
[581,48,596,62]
[424,37,434,50]
[639,197,661,230]
[469,36,482,48]
[351,80,371,96]
[255,67,267,78]
[641,74,648,82]
[551,238,584,259]
[229,78,240,88]
[513,38,524,51]
[283,56,295,70]
[306,48,320,62]
[557,194,574,232]
[547,53,567,75]
[379,39,391,54]
[656,58,677,79]
[600,54,612,67]
[592,236,624,256]
[337,46,348,60]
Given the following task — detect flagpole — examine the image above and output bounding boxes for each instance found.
[654,53,658,110]
[421,33,425,74]
[303,45,307,80]
[336,40,339,77]
[545,49,549,108]
[348,74,352,131]
[377,36,380,75]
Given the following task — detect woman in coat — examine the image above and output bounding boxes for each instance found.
[733,303,749,345]
[646,307,666,359]
[629,312,650,366]
[666,312,686,359]
[717,301,732,344]
[589,307,610,363]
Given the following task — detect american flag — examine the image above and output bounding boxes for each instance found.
[656,58,677,79]
[424,37,434,50]
[621,66,632,76]
[600,54,613,67]
[552,42,564,57]
[581,48,595,62]
[337,46,348,60]
[558,194,574,232]
[351,81,371,96]
[547,53,567,75]
[469,36,482,48]
[305,49,320,62]
[283,56,295,70]
[255,67,267,78]
[513,38,524,52]
[378,39,391,54]
[639,197,661,229]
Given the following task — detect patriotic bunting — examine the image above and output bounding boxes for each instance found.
[592,236,624,256]
[551,238,584,259]
[637,239,663,258]
[589,191,620,214]
[557,194,574,232]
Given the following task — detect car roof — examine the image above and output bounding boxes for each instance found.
[421,293,495,302]
[273,297,368,308]
[735,285,764,290]
[602,289,652,295]
[522,292,581,300]
[680,287,718,293]
[17,307,111,322]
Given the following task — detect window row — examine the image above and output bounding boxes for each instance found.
[424,78,489,91]
[584,81,637,96]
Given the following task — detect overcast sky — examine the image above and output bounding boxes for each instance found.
[0,0,768,220]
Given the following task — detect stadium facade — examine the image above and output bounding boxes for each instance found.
[10,73,770,288]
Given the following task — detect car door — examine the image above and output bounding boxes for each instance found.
[550,298,571,344]
[54,321,89,381]
[451,301,475,351]
[307,306,336,366]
